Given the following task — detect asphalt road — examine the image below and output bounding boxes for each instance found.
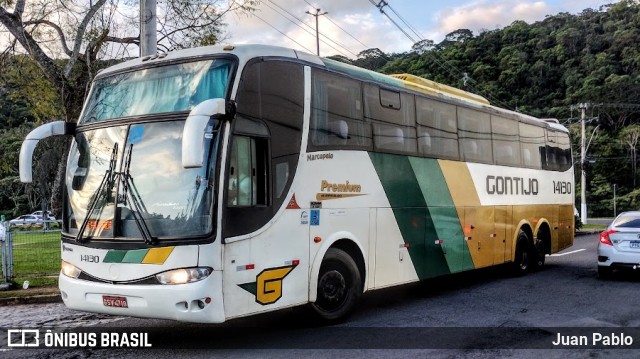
[3,233,640,358]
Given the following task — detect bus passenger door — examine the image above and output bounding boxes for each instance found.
[221,132,309,319]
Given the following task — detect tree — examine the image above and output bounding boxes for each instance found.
[0,0,258,120]
[411,39,434,54]
[325,54,353,64]
[0,0,258,214]
[620,124,640,187]
[353,48,389,70]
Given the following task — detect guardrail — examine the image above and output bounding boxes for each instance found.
[1,221,62,287]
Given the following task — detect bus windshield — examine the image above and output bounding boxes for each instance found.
[64,120,219,242]
[80,59,232,123]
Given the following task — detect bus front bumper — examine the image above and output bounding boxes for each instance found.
[59,270,225,323]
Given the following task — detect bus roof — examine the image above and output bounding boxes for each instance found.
[95,44,567,133]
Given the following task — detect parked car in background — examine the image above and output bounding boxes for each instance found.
[31,210,56,221]
[9,214,42,226]
[597,211,640,278]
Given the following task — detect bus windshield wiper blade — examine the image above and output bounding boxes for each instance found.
[75,143,119,242]
[121,143,157,245]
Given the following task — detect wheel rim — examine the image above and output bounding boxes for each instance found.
[535,239,545,266]
[519,250,528,271]
[317,269,347,312]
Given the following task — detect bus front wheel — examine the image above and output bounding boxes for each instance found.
[311,248,362,322]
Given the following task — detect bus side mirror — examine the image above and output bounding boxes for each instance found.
[20,121,75,183]
[182,99,227,168]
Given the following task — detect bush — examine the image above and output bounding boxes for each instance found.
[574,214,583,232]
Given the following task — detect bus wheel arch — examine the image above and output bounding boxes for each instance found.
[309,238,366,322]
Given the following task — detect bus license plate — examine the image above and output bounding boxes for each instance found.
[630,241,640,248]
[103,295,128,308]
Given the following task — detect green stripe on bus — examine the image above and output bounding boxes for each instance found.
[103,250,127,263]
[104,249,148,263]
[408,157,475,273]
[369,153,451,279]
[121,249,149,263]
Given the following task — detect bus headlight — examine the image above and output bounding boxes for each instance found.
[61,261,81,278]
[156,267,212,285]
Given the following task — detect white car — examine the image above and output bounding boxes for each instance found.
[9,215,42,226]
[597,211,640,278]
[31,210,56,221]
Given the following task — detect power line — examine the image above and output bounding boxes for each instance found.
[369,0,418,44]
[324,14,370,50]
[367,0,514,111]
[384,1,424,41]
[264,1,357,57]
[249,11,315,54]
[301,1,384,58]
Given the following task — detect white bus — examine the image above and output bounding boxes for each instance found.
[20,44,574,323]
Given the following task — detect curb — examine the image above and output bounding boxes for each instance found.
[0,292,62,306]
[575,230,600,236]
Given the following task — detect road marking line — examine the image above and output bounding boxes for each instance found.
[550,249,586,257]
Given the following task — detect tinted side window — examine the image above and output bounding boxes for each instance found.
[458,107,492,163]
[416,97,459,160]
[519,122,544,169]
[236,60,303,158]
[557,132,572,172]
[309,70,371,150]
[228,136,269,207]
[365,84,416,154]
[544,130,558,171]
[492,115,521,167]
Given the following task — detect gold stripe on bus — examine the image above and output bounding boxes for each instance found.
[141,247,175,264]
[438,160,481,208]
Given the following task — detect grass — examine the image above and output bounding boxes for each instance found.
[5,231,61,289]
[581,223,607,231]
[0,283,59,299]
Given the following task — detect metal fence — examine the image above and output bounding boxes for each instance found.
[1,221,61,285]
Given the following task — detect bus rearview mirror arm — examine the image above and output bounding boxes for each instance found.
[20,121,76,183]
[182,98,234,168]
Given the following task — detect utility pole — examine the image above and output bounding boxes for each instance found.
[613,183,617,217]
[140,0,157,57]
[306,8,327,56]
[579,103,588,225]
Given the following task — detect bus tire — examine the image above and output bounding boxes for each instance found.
[311,248,362,322]
[512,230,532,276]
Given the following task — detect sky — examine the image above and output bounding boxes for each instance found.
[222,0,620,58]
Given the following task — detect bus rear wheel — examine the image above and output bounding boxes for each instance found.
[311,248,362,322]
[512,230,532,276]
[533,237,546,270]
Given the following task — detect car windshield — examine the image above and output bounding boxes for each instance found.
[64,120,220,241]
[80,59,232,123]
[612,215,640,228]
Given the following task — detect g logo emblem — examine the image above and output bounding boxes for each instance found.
[239,264,297,305]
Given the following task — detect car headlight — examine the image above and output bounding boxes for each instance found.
[61,261,81,278]
[155,267,212,285]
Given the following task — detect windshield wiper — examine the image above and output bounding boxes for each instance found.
[75,143,119,242]
[121,143,157,245]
